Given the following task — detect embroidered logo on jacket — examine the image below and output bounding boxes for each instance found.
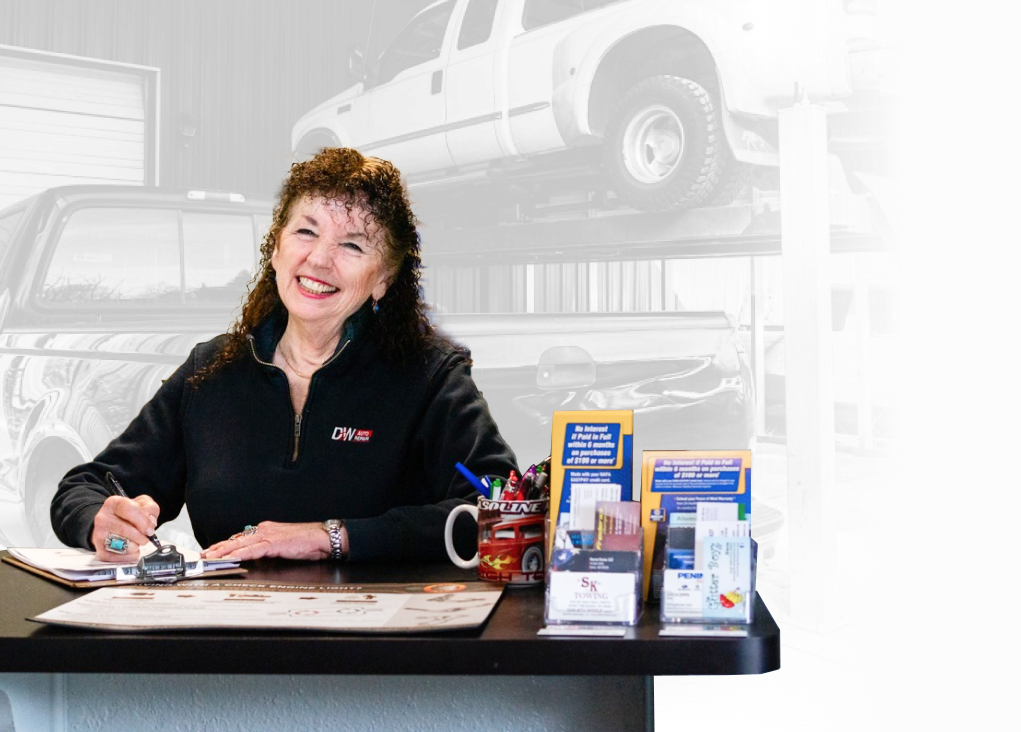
[332,426,373,443]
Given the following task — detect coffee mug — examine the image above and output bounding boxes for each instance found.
[444,497,548,585]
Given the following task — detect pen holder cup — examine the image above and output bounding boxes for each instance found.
[544,522,643,626]
[660,538,757,625]
[444,496,548,586]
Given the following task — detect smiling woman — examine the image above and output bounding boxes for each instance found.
[270,197,392,412]
[51,148,518,566]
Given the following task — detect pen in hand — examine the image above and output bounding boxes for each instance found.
[105,472,162,550]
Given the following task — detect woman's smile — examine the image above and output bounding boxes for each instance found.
[296,275,338,296]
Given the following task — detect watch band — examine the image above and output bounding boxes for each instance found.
[322,519,346,562]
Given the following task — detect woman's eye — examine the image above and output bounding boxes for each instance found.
[341,242,363,253]
[296,228,315,236]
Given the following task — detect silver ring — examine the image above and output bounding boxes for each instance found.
[104,534,129,554]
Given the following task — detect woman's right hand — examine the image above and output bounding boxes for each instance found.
[90,494,161,562]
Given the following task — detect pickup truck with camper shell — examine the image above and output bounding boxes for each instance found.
[291,0,888,213]
[0,185,778,554]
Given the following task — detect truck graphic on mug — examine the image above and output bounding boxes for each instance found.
[445,496,548,586]
[478,501,547,584]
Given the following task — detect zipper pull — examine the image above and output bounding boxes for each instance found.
[292,414,302,462]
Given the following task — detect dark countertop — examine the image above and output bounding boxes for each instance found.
[0,552,780,675]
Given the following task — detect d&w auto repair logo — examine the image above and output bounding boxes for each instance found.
[332,427,373,443]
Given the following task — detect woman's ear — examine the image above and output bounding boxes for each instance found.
[371,277,389,303]
[269,235,280,270]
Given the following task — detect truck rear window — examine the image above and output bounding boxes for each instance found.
[41,207,180,304]
[38,207,257,309]
[522,0,624,31]
[182,213,255,303]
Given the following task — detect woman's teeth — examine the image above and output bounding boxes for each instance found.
[298,276,338,294]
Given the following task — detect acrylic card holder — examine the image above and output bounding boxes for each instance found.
[660,535,757,625]
[544,501,643,626]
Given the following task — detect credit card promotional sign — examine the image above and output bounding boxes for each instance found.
[640,450,751,601]
[549,411,633,558]
[561,422,622,467]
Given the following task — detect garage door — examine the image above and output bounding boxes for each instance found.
[0,47,159,209]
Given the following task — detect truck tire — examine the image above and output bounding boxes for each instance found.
[522,545,543,574]
[702,144,752,206]
[604,76,722,211]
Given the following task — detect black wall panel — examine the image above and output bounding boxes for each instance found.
[0,0,431,194]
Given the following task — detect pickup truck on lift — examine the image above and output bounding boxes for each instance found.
[0,186,779,552]
[292,0,888,213]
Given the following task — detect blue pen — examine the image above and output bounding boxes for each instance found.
[454,462,489,498]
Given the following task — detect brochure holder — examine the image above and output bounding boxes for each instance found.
[544,520,643,627]
[660,538,758,625]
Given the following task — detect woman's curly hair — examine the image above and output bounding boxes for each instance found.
[191,147,432,385]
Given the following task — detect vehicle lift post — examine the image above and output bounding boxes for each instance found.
[779,95,841,631]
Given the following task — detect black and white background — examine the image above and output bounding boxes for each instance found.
[0,0,1011,730]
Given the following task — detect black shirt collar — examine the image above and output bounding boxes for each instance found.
[248,299,374,366]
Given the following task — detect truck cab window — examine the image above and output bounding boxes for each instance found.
[457,0,499,50]
[522,0,622,31]
[40,207,179,305]
[0,209,25,267]
[375,0,456,86]
[182,214,256,304]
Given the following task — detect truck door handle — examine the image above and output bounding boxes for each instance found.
[431,70,443,95]
[537,347,597,388]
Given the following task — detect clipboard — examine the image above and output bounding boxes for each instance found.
[2,553,247,589]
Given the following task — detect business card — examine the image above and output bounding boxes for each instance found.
[660,625,749,638]
[547,571,638,624]
[702,536,752,620]
[537,625,628,637]
[661,569,704,619]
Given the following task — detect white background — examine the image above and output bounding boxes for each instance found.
[655,3,1018,729]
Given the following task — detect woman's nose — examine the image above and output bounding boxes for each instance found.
[306,238,334,268]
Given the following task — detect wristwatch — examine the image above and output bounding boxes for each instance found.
[322,519,346,562]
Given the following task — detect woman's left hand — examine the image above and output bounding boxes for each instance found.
[201,521,331,561]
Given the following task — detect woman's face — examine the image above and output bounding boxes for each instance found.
[271,196,391,337]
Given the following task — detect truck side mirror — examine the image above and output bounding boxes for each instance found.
[348,48,367,82]
[536,346,597,389]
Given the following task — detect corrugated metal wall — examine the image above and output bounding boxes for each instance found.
[424,259,667,314]
[0,0,430,195]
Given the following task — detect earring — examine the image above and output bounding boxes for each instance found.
[372,299,380,314]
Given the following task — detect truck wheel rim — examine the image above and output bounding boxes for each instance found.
[621,105,685,184]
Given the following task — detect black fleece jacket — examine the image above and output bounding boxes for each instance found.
[51,305,518,562]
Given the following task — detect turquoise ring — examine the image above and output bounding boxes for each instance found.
[231,524,259,541]
[104,534,129,554]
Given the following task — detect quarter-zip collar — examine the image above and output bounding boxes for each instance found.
[247,299,375,370]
